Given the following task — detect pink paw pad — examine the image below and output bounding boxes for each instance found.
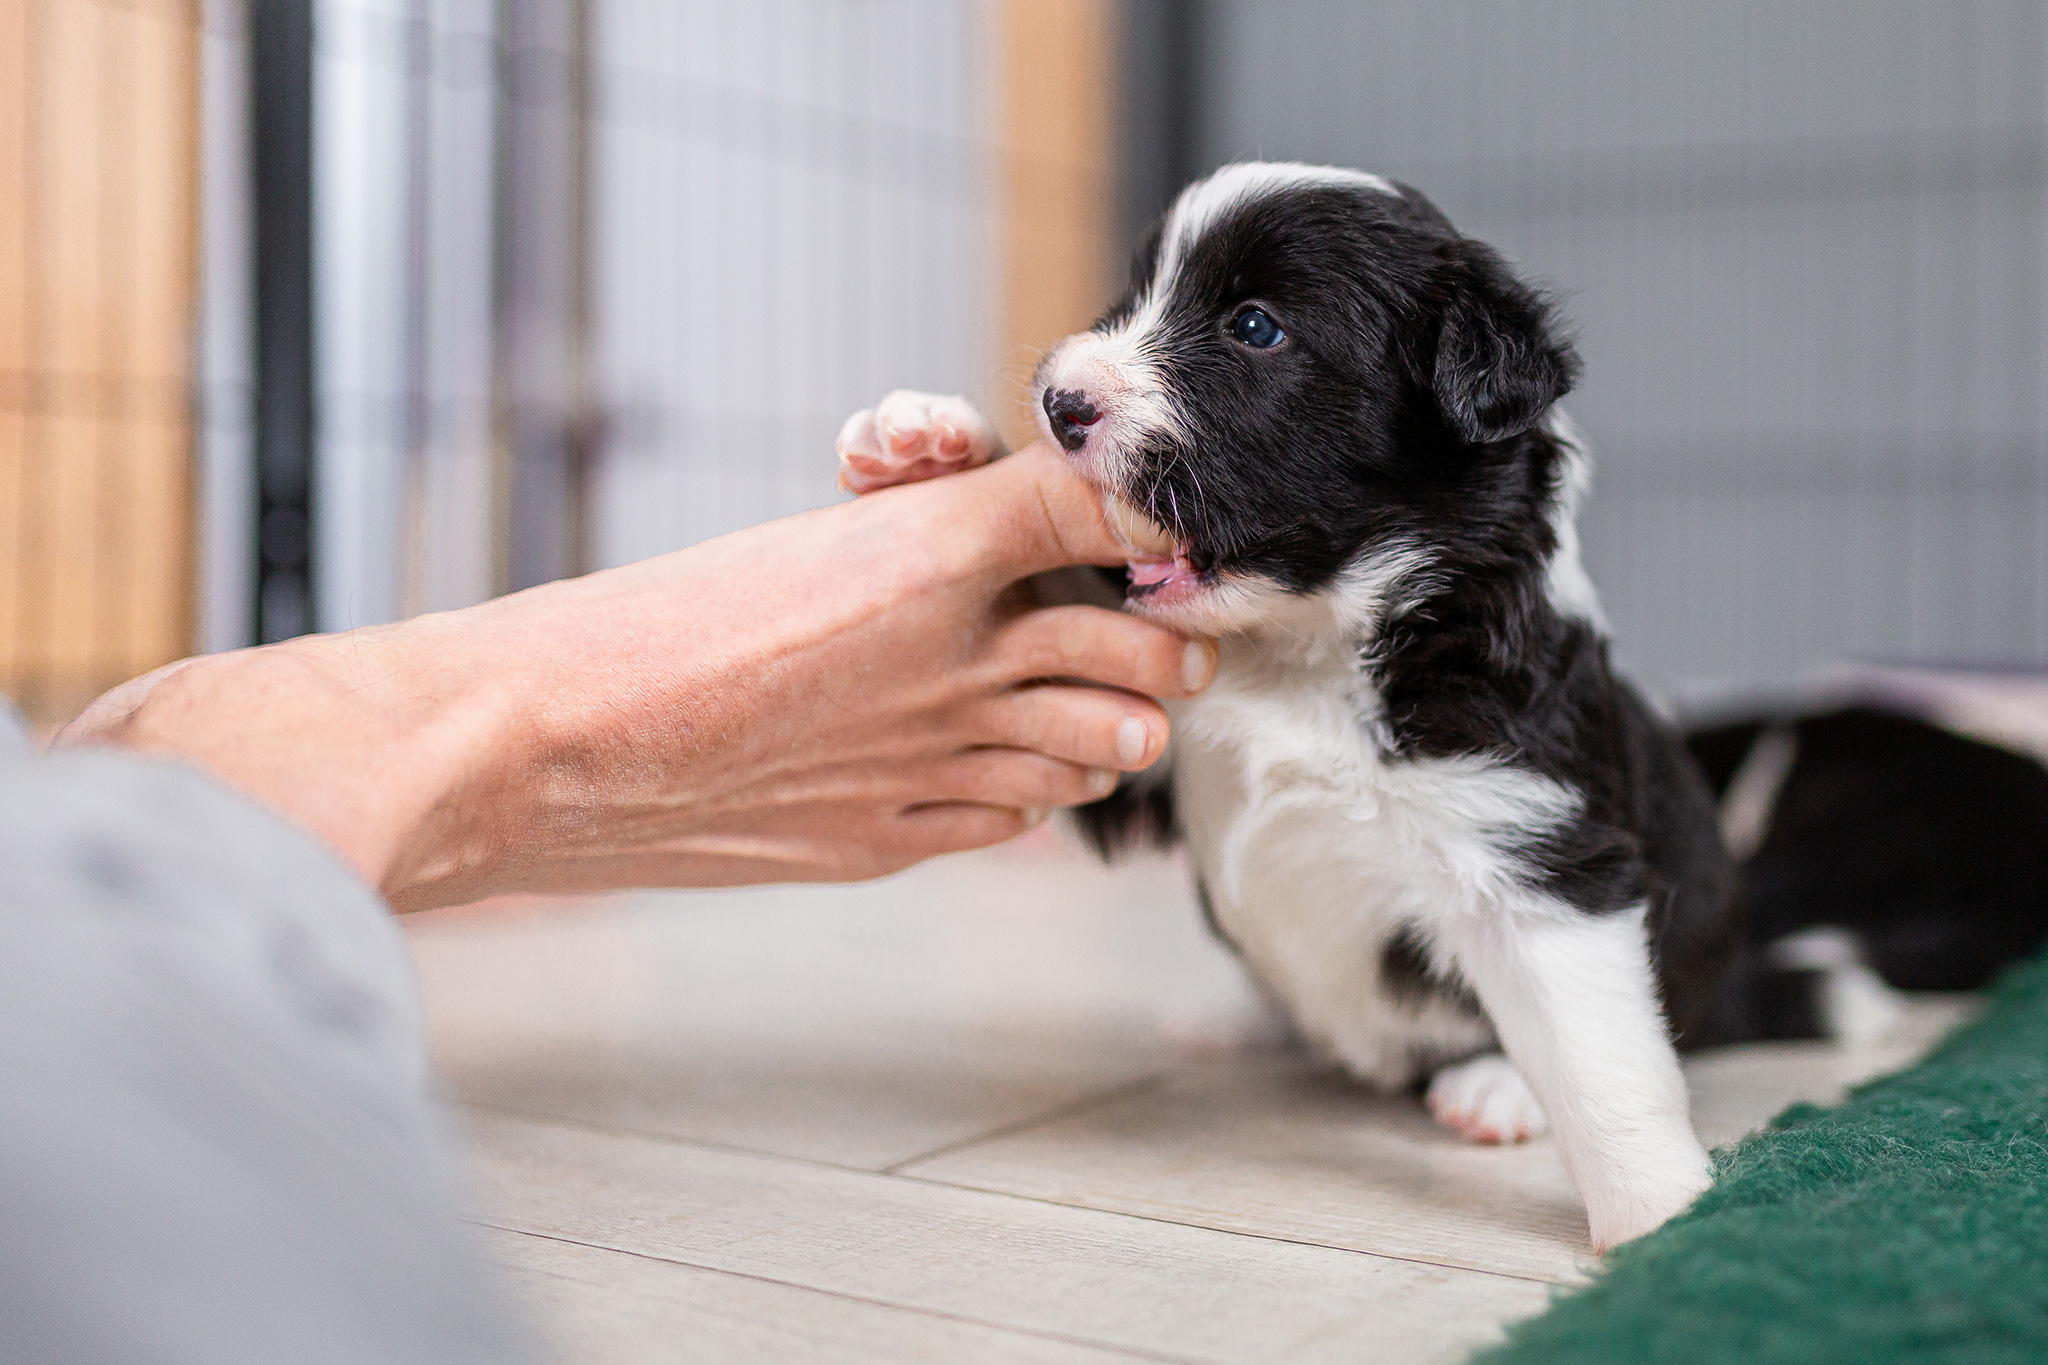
[836,390,999,493]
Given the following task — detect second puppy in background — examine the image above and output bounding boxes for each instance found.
[837,162,1739,1252]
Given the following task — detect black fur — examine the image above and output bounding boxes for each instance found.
[1380,926,1484,1017]
[1069,173,1742,1043]
[1071,773,1175,861]
[1689,706,2048,993]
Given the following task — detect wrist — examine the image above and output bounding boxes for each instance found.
[57,620,524,911]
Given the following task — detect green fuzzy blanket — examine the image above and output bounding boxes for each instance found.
[1480,953,2048,1364]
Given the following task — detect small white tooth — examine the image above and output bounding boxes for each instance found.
[1105,495,1177,555]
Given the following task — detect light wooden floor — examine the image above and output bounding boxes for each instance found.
[405,833,1972,1365]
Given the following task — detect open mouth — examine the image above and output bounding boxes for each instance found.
[1103,495,1211,602]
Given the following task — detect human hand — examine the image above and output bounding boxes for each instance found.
[59,442,1215,910]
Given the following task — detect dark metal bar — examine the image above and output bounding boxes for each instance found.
[249,0,315,643]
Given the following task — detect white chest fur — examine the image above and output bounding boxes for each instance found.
[1167,631,1580,1089]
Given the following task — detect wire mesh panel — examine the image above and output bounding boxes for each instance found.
[0,0,201,728]
[585,0,1001,567]
[312,0,496,632]
[1186,0,2048,696]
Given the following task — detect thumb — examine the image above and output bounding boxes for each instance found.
[964,439,1133,578]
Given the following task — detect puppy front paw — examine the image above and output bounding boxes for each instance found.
[836,390,999,493]
[1425,1053,1548,1144]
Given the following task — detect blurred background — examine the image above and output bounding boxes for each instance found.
[2,0,2043,730]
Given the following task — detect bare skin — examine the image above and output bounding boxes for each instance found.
[56,442,1215,912]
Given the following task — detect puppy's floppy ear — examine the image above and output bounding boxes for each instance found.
[1430,238,1579,444]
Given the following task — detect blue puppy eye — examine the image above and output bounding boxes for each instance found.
[1230,306,1284,348]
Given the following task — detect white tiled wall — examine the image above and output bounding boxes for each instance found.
[586,0,999,567]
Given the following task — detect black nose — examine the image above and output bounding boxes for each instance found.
[1042,388,1101,451]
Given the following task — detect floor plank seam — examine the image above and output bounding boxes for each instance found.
[877,1072,1170,1175]
[883,1172,1582,1288]
[464,1103,1579,1288]
[477,1221,1207,1365]
[458,1102,898,1178]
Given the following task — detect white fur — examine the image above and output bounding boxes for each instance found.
[1426,1053,1548,1143]
[1437,902,1711,1250]
[837,390,998,493]
[1169,582,1572,1088]
[1168,561,1710,1250]
[1719,723,1798,862]
[1159,163,1396,278]
[1766,926,1905,1046]
[1034,328,1179,490]
[1539,411,1610,630]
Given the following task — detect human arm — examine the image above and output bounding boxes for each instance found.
[56,442,1213,911]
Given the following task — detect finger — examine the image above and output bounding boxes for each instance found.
[926,747,1120,811]
[972,683,1170,771]
[995,604,1218,700]
[951,440,1135,574]
[889,801,1045,860]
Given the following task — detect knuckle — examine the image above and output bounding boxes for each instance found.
[1012,631,1069,681]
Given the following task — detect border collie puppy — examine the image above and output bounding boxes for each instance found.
[837,162,1739,1250]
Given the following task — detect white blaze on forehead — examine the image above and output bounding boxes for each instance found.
[1157,161,1399,284]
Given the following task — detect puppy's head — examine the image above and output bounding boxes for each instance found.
[1035,162,1580,636]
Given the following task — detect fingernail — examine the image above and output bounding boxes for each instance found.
[1116,716,1150,767]
[1183,639,1218,692]
[1087,767,1118,797]
[1022,807,1047,828]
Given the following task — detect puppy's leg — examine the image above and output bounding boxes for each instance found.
[1426,1053,1547,1144]
[1438,904,1711,1252]
[836,390,1001,493]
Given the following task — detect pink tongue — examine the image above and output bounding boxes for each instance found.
[1127,546,1197,588]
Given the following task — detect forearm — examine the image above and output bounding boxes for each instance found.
[53,447,1208,912]
[56,619,520,909]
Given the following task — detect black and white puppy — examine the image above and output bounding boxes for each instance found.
[837,162,1738,1251]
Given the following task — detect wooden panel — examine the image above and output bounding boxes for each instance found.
[117,418,196,671]
[482,1226,1151,1365]
[903,998,1981,1284]
[0,0,199,729]
[995,0,1116,447]
[0,2,31,377]
[418,843,1975,1362]
[36,412,102,680]
[38,0,108,381]
[468,1113,1555,1365]
[125,1,200,388]
[0,411,19,659]
[906,1056,1597,1284]
[409,847,1254,1171]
